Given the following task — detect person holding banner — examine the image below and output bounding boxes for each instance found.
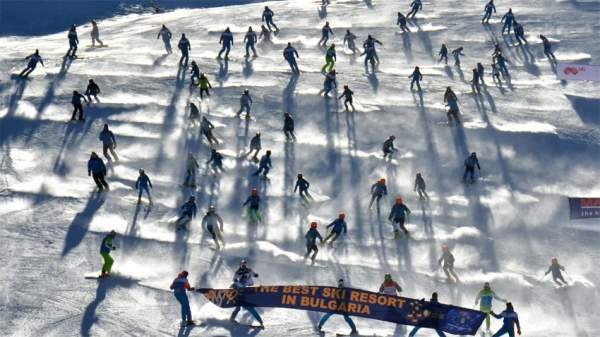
[378,274,402,295]
[317,278,358,335]
[170,271,195,326]
[408,292,447,337]
[230,260,265,329]
[490,302,521,337]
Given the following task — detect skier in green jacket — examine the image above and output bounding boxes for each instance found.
[475,282,507,331]
[100,230,117,277]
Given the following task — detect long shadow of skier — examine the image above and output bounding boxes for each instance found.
[62,192,106,256]
[283,140,295,218]
[283,73,299,114]
[80,276,136,337]
[4,77,28,119]
[412,19,434,61]
[242,57,254,78]
[155,65,186,170]
[402,33,413,63]
[324,96,342,199]
[217,59,230,86]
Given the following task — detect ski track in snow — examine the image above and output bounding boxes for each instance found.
[1,0,600,336]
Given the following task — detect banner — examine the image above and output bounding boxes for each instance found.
[196,285,485,335]
[569,197,600,219]
[557,63,600,81]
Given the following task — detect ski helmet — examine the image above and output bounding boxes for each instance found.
[380,178,386,184]
[180,270,189,277]
[484,282,490,288]
[189,196,196,201]
[338,213,345,220]
[109,230,116,236]
[297,173,303,179]
[251,188,258,195]
[139,168,145,174]
[240,259,247,266]
[384,273,392,281]
[310,222,317,229]
[396,197,403,204]
[551,257,558,263]
[208,205,215,212]
[266,150,271,156]
[338,278,344,286]
[441,244,449,251]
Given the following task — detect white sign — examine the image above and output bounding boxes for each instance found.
[557,63,600,81]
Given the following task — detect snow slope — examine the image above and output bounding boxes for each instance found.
[1,0,599,336]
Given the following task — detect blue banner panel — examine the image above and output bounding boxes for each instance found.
[196,285,485,335]
[569,197,600,219]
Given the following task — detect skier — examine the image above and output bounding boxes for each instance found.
[85,79,101,103]
[444,86,460,124]
[304,222,323,264]
[176,196,197,229]
[189,102,200,126]
[230,260,265,328]
[294,173,312,200]
[452,46,464,66]
[379,274,402,295]
[283,42,300,73]
[501,9,515,34]
[463,152,481,183]
[200,116,219,144]
[482,0,496,24]
[318,21,334,46]
[243,188,262,223]
[283,112,296,141]
[491,62,502,83]
[90,20,104,47]
[99,230,116,277]
[99,124,119,163]
[369,178,388,212]
[397,12,411,32]
[217,27,234,60]
[408,292,446,337]
[475,282,507,331]
[323,213,347,246]
[88,152,109,190]
[317,278,358,334]
[438,44,448,64]
[65,25,79,58]
[202,205,225,249]
[157,24,173,54]
[262,6,279,32]
[178,33,191,67]
[184,152,200,187]
[545,257,568,286]
[409,66,423,91]
[206,149,225,174]
[135,169,153,205]
[338,85,355,112]
[492,43,503,60]
[253,150,272,178]
[382,135,397,160]
[259,25,271,44]
[170,271,195,326]
[513,21,527,45]
[362,44,377,71]
[343,29,358,53]
[198,73,212,99]
[438,244,459,282]
[318,70,337,97]
[363,35,383,64]
[407,0,423,19]
[244,27,258,58]
[236,89,254,118]
[246,132,262,162]
[477,63,485,85]
[414,173,429,200]
[389,197,411,238]
[322,44,336,72]
[19,49,44,77]
[190,61,200,86]
[539,35,557,62]
[490,302,521,337]
[495,53,509,77]
[471,68,481,94]
[70,91,88,121]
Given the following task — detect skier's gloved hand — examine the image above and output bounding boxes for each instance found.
[189,287,195,291]
[517,329,521,335]
[254,273,259,277]
[112,246,117,250]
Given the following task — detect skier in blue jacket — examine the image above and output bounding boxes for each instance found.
[318,21,334,46]
[317,278,358,334]
[178,33,191,67]
[319,70,337,97]
[135,168,153,205]
[338,85,355,112]
[99,124,119,162]
[88,152,109,191]
[369,178,388,212]
[19,49,44,77]
[65,25,79,58]
[397,12,410,32]
[463,152,481,182]
[389,197,411,238]
[262,6,279,32]
[206,149,225,174]
[305,222,323,264]
[71,91,88,121]
[545,257,567,286]
[236,89,253,118]
[490,302,521,337]
[438,44,448,64]
[482,0,496,24]
[409,66,423,91]
[217,27,234,60]
[244,27,258,58]
[452,47,464,66]
[407,0,423,19]
[170,271,195,326]
[323,213,347,246]
[501,9,515,34]
[294,173,312,200]
[85,79,101,103]
[253,150,272,178]
[157,25,172,54]
[539,35,556,62]
[513,21,527,45]
[177,196,197,229]
[283,42,300,73]
[246,132,261,162]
